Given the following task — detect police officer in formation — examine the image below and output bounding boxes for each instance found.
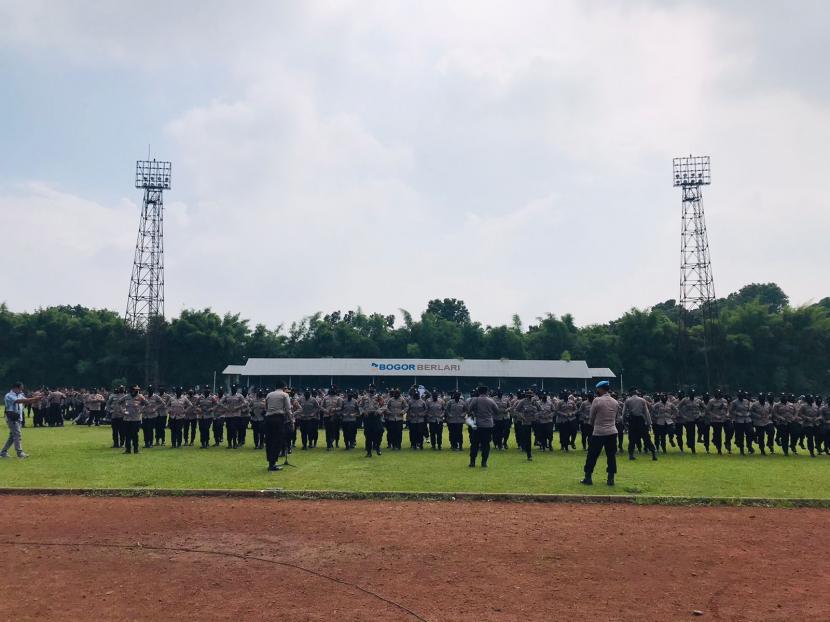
[167,387,191,448]
[29,381,830,472]
[426,390,445,450]
[359,386,384,457]
[623,388,658,461]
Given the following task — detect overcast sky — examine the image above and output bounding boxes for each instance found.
[1,0,827,330]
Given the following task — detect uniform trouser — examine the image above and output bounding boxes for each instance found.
[184,419,197,444]
[198,419,212,447]
[569,421,579,447]
[111,418,124,447]
[821,428,830,453]
[500,418,512,448]
[154,415,167,444]
[491,419,504,448]
[668,422,679,444]
[469,427,493,465]
[408,421,425,448]
[789,423,803,451]
[387,420,404,449]
[238,416,249,445]
[803,426,818,454]
[755,424,774,450]
[324,417,340,448]
[364,418,383,454]
[775,423,790,453]
[225,416,239,447]
[123,420,140,452]
[674,422,684,449]
[580,423,593,449]
[1,416,23,456]
[251,420,264,447]
[141,418,155,447]
[341,420,357,448]
[447,422,464,449]
[557,420,574,451]
[704,422,725,452]
[428,421,443,448]
[212,419,224,444]
[697,420,709,443]
[33,408,43,427]
[627,417,655,456]
[86,409,102,426]
[539,422,554,449]
[263,415,285,467]
[683,422,697,451]
[584,434,617,476]
[49,404,61,427]
[300,419,316,448]
[169,418,183,447]
[283,423,294,454]
[724,421,734,450]
[299,420,311,448]
[516,421,532,459]
[654,423,670,452]
[617,427,625,450]
[733,421,753,451]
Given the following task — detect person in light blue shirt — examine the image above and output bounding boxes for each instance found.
[3,382,41,459]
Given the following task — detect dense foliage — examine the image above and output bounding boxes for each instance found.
[1,285,828,392]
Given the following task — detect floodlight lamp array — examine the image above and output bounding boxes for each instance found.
[672,155,710,187]
[135,160,172,190]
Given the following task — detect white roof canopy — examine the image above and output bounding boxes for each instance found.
[589,367,617,378]
[225,358,593,379]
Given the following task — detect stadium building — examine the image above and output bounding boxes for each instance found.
[222,358,616,393]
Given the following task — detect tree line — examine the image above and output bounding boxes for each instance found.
[1,283,828,393]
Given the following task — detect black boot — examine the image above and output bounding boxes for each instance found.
[607,474,615,486]
[651,449,658,461]
[580,475,593,485]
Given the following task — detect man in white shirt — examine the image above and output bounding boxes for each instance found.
[3,382,41,459]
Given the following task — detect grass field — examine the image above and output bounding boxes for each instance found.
[0,423,828,498]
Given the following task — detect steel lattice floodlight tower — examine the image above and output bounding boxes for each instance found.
[673,154,717,388]
[126,159,171,386]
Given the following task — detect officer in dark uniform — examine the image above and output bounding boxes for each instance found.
[623,388,657,461]
[359,386,383,457]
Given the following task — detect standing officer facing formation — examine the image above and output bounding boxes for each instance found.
[263,381,291,471]
[467,386,497,468]
[581,381,618,486]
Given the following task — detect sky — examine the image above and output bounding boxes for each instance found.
[1,0,828,330]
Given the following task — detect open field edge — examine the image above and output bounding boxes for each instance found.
[1,486,829,508]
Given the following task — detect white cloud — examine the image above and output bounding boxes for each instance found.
[0,0,829,328]
[0,182,137,310]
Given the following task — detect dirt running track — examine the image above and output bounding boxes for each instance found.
[0,496,828,621]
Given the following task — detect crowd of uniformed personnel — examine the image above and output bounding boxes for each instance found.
[19,383,830,466]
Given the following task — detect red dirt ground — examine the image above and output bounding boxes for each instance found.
[0,496,827,621]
